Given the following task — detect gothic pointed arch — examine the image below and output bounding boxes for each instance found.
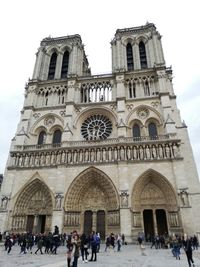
[48,52,57,80]
[52,129,62,144]
[139,41,147,69]
[126,104,163,126]
[64,167,119,212]
[30,113,64,135]
[126,43,134,71]
[11,176,53,232]
[13,178,53,216]
[131,169,178,212]
[61,50,69,78]
[132,122,141,138]
[37,129,47,145]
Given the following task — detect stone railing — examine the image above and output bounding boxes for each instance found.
[13,134,177,151]
[9,135,181,169]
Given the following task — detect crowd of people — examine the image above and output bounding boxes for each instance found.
[2,229,200,267]
[2,228,126,267]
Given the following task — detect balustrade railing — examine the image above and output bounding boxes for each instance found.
[14,134,177,151]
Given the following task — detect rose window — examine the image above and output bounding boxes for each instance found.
[81,114,112,140]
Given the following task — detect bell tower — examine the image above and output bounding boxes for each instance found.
[111,22,165,72]
[32,34,91,81]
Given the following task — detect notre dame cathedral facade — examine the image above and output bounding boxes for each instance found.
[0,23,200,241]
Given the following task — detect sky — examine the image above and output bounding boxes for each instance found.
[0,0,199,178]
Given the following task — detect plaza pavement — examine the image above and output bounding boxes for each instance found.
[0,242,200,267]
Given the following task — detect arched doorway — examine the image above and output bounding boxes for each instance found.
[156,209,168,235]
[12,178,53,233]
[64,167,119,239]
[131,169,180,239]
[143,209,154,239]
[84,210,92,236]
[97,210,106,238]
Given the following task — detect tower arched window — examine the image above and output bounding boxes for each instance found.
[45,91,49,106]
[148,122,157,139]
[61,51,69,78]
[52,129,62,144]
[139,41,147,69]
[129,81,136,98]
[48,52,57,80]
[133,124,141,138]
[126,43,134,71]
[37,131,46,145]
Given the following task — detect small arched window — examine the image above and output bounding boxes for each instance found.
[139,41,147,69]
[52,129,62,144]
[148,122,157,138]
[133,124,141,138]
[61,51,69,78]
[38,131,46,145]
[48,52,57,80]
[126,43,134,71]
[45,91,48,106]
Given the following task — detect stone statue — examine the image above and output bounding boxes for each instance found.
[1,196,8,209]
[55,194,63,209]
[180,190,189,206]
[121,191,129,207]
[145,145,151,159]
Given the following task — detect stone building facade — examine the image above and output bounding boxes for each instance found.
[0,23,200,241]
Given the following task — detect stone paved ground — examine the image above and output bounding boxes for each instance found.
[0,243,200,267]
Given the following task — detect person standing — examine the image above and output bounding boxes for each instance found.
[71,232,81,267]
[183,236,195,267]
[80,233,89,263]
[89,231,97,261]
[66,236,74,267]
[96,233,101,253]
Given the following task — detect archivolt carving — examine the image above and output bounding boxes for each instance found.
[13,178,53,216]
[65,167,119,211]
[132,169,177,211]
[141,183,165,205]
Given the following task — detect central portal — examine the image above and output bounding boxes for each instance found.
[84,210,105,239]
[65,167,119,238]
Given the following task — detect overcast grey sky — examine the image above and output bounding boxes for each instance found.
[0,0,199,177]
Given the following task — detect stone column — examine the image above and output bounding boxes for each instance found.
[33,215,39,234]
[120,191,132,242]
[55,52,63,79]
[41,53,50,80]
[92,211,97,232]
[153,210,158,235]
[32,48,44,79]
[133,43,140,70]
